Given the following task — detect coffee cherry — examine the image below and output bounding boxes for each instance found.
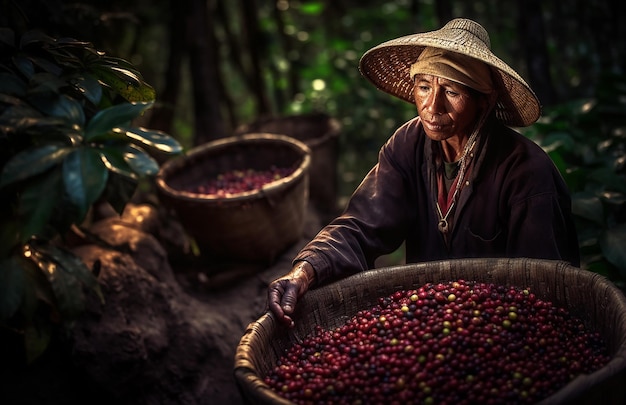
[190,165,296,196]
[264,280,611,404]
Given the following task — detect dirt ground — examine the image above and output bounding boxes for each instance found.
[171,207,328,404]
[0,203,331,405]
[0,192,409,405]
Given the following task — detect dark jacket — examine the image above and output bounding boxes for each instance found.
[294,116,580,285]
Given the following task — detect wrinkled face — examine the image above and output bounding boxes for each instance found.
[413,74,481,143]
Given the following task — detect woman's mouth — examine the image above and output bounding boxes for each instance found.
[424,120,446,131]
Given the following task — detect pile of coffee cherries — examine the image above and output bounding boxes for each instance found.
[265,280,610,404]
[191,165,296,197]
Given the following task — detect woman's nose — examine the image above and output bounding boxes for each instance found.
[425,87,445,114]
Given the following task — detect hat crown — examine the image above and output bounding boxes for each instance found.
[358,18,541,126]
[444,18,491,50]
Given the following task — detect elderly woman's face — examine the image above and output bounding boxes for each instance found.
[413,74,480,143]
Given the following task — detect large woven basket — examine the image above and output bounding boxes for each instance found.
[156,133,311,264]
[234,258,626,404]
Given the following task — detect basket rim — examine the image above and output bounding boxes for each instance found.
[237,113,342,148]
[234,257,626,405]
[156,133,311,203]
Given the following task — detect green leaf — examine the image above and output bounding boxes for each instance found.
[1,114,82,148]
[0,145,72,188]
[17,253,54,363]
[44,244,104,296]
[123,144,160,176]
[20,30,55,47]
[49,191,82,236]
[17,166,63,243]
[0,72,27,96]
[560,166,587,194]
[118,126,183,154]
[46,47,82,70]
[103,172,138,214]
[29,72,67,94]
[541,131,576,153]
[30,125,83,147]
[28,247,83,321]
[0,255,25,321]
[546,149,567,175]
[54,36,91,47]
[28,54,64,76]
[72,74,103,106]
[32,243,103,304]
[20,255,47,315]
[62,147,109,222]
[90,65,156,103]
[0,27,15,47]
[98,144,139,179]
[0,219,20,257]
[24,319,52,364]
[582,258,614,279]
[28,92,85,128]
[599,224,626,279]
[85,101,153,140]
[571,191,605,226]
[13,55,35,79]
[0,93,29,111]
[600,190,626,208]
[589,167,626,193]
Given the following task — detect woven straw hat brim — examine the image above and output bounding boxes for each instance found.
[358,19,541,127]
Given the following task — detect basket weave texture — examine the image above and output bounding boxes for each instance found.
[234,257,626,404]
[236,113,341,214]
[156,133,311,263]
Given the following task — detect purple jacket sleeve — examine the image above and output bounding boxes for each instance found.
[293,119,421,285]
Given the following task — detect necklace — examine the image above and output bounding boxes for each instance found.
[436,133,478,235]
[434,97,496,236]
[436,199,455,234]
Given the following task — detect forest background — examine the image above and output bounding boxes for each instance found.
[2,0,626,286]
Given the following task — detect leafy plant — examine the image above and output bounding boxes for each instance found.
[0,28,182,363]
[524,72,626,288]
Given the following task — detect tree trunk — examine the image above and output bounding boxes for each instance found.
[239,0,271,115]
[189,0,225,145]
[148,0,188,135]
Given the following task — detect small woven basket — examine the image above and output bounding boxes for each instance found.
[234,258,626,404]
[156,133,311,263]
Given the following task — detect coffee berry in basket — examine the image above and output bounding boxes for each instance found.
[191,165,297,197]
[265,279,610,404]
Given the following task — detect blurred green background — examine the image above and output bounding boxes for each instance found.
[2,0,625,285]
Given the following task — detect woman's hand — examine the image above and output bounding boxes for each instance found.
[267,261,315,328]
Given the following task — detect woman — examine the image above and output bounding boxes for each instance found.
[268,18,580,328]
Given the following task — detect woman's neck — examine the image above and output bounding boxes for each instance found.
[440,135,468,162]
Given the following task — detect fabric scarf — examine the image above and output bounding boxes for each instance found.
[437,159,474,215]
[410,47,494,95]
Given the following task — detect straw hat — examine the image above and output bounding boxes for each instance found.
[359,18,541,127]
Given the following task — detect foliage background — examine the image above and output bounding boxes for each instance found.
[2,0,626,286]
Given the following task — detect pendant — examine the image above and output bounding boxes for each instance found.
[438,218,449,234]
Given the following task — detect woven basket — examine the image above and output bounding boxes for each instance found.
[234,258,626,404]
[236,113,341,215]
[156,133,311,263]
